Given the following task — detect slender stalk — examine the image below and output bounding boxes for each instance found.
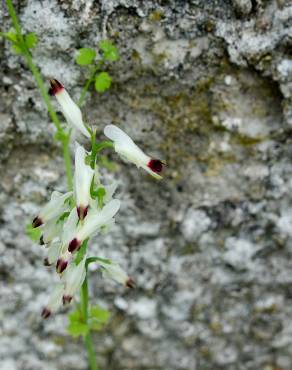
[78,66,98,107]
[78,60,104,107]
[81,271,98,370]
[6,0,73,190]
[6,0,62,133]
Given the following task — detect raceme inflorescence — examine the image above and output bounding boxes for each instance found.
[31,79,165,318]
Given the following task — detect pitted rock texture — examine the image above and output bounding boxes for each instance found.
[1,1,292,369]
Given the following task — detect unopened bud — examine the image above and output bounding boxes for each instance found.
[68,238,81,253]
[56,258,68,273]
[41,307,51,319]
[126,278,135,289]
[32,216,43,228]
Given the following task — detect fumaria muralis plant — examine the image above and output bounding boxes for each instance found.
[32,79,165,369]
[3,2,164,368]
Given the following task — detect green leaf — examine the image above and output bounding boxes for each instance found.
[95,72,112,93]
[5,30,18,43]
[99,40,119,62]
[11,44,23,54]
[75,48,96,66]
[26,222,41,243]
[67,309,88,337]
[89,305,110,331]
[24,33,38,49]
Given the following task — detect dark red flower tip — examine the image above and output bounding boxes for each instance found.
[48,79,64,96]
[43,257,51,266]
[68,238,81,253]
[126,278,135,289]
[77,205,88,221]
[32,216,43,228]
[148,159,165,174]
[41,307,51,319]
[56,258,68,273]
[63,295,73,305]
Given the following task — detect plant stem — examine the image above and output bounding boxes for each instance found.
[78,66,99,107]
[78,60,104,107]
[6,0,73,190]
[6,0,63,134]
[81,269,99,370]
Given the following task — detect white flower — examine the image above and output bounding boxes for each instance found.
[74,143,94,220]
[103,182,118,204]
[32,191,72,228]
[104,124,164,180]
[41,217,63,244]
[55,208,79,273]
[49,79,90,138]
[47,241,62,265]
[68,199,121,253]
[98,259,135,288]
[62,258,86,304]
[41,284,64,318]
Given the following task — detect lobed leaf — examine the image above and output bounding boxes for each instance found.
[99,40,119,62]
[67,309,89,337]
[94,72,112,93]
[89,305,110,331]
[75,48,96,66]
[26,222,42,243]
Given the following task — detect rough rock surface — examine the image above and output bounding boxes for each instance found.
[1,0,292,369]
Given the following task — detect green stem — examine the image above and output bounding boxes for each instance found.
[78,60,104,107]
[6,0,62,134]
[6,0,73,189]
[81,270,99,370]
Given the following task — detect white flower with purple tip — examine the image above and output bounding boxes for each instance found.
[41,284,64,319]
[62,258,87,304]
[49,79,90,138]
[74,143,94,220]
[32,191,72,228]
[104,124,165,179]
[98,259,135,288]
[68,199,121,253]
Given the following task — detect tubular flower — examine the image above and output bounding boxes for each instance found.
[49,79,90,138]
[62,258,86,304]
[55,208,79,272]
[32,191,72,228]
[104,124,165,180]
[98,260,135,288]
[68,199,121,253]
[74,144,94,220]
[41,284,64,319]
[47,241,62,266]
[41,217,63,245]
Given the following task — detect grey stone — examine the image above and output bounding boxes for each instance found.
[1,0,292,369]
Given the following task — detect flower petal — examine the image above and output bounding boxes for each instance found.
[76,199,120,242]
[38,191,72,224]
[74,143,94,219]
[104,125,164,179]
[50,79,90,138]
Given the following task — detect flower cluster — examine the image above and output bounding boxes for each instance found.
[32,79,164,318]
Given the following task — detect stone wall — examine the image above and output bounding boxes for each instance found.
[1,1,292,369]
